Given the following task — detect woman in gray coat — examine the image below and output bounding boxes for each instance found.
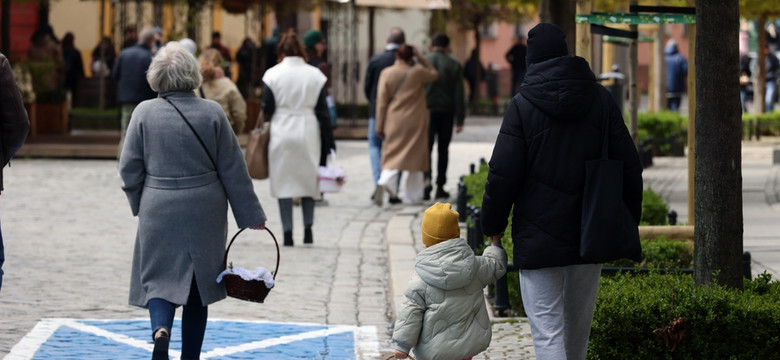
[119,42,267,360]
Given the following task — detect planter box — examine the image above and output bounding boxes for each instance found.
[25,102,69,136]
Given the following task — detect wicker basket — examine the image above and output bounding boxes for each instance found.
[222,228,280,303]
[384,355,416,360]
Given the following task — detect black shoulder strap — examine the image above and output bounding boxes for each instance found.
[164,97,217,170]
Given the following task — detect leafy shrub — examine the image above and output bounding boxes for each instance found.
[606,236,693,268]
[634,111,688,155]
[743,111,780,137]
[590,272,780,359]
[641,188,669,225]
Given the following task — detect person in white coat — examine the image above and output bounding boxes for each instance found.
[261,30,335,247]
[393,202,506,360]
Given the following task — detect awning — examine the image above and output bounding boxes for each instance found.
[354,0,450,10]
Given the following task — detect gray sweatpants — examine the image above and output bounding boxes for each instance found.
[520,264,602,360]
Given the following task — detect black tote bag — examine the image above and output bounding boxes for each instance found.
[580,118,642,263]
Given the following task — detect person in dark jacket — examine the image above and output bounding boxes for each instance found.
[764,46,779,113]
[665,39,688,112]
[364,27,404,205]
[505,35,527,97]
[61,32,84,107]
[424,33,465,200]
[464,48,485,104]
[740,52,752,113]
[0,52,31,292]
[112,27,158,159]
[480,23,643,360]
[91,36,117,76]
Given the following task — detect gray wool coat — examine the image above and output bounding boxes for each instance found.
[119,91,267,308]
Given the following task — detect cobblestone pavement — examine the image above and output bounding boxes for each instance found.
[4,114,779,359]
[1,116,540,359]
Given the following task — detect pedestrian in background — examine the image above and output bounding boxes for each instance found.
[235,37,258,99]
[91,36,116,76]
[505,34,527,97]
[365,27,405,205]
[261,30,335,247]
[198,48,246,135]
[764,45,779,113]
[305,29,338,132]
[739,51,752,113]
[424,33,465,201]
[375,45,438,205]
[481,23,643,360]
[119,42,267,360]
[179,38,198,57]
[0,52,31,292]
[113,27,157,159]
[464,48,485,105]
[209,31,233,80]
[392,202,506,360]
[122,25,138,50]
[61,32,84,108]
[664,39,688,112]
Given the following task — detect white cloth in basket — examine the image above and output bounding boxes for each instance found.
[216,266,275,289]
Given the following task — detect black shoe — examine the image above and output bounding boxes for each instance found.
[304,227,313,244]
[423,185,432,201]
[152,331,169,360]
[435,187,450,199]
[284,231,293,247]
[389,196,402,205]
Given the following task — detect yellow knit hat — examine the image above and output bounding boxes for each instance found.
[421,202,461,247]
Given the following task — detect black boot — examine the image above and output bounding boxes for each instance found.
[423,184,432,201]
[284,231,293,247]
[151,330,169,360]
[435,187,450,199]
[304,227,313,244]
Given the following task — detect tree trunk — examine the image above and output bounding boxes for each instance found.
[755,17,767,113]
[541,0,576,55]
[694,0,743,289]
[367,7,375,59]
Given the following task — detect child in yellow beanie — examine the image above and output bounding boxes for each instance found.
[392,202,507,360]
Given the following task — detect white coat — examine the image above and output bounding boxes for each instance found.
[262,56,327,199]
[392,238,507,360]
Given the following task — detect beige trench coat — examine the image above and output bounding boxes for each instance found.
[375,57,438,172]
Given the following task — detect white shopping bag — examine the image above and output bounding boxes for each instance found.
[318,150,345,193]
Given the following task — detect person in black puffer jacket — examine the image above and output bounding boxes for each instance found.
[480,23,642,360]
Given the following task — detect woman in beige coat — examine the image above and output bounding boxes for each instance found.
[198,49,247,135]
[375,45,438,205]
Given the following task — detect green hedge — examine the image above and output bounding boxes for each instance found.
[606,237,693,268]
[634,111,688,156]
[743,111,780,137]
[590,272,780,359]
[642,187,669,225]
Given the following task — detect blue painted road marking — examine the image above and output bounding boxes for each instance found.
[5,319,380,359]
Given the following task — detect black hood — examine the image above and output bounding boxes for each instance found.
[519,55,598,121]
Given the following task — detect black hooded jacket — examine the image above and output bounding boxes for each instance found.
[480,55,642,269]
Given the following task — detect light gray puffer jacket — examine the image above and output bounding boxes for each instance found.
[393,238,507,360]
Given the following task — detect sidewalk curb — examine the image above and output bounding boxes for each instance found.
[386,207,423,320]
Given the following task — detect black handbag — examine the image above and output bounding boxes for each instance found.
[580,117,642,263]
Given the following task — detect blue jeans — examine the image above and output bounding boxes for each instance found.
[0,217,4,292]
[766,80,777,113]
[668,97,682,112]
[148,277,208,360]
[368,117,383,184]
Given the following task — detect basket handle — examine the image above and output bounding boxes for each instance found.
[223,228,280,280]
[384,355,415,360]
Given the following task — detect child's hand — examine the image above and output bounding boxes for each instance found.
[394,350,409,359]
